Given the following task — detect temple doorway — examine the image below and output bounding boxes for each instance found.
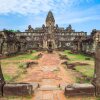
[47,41,53,53]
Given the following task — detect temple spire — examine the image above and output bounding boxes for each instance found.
[46,11,55,27]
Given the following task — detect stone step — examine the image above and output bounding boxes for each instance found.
[39,85,60,91]
[34,91,43,100]
[34,90,61,100]
[60,83,68,90]
[42,92,54,100]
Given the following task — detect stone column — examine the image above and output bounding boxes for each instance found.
[94,42,100,96]
[78,42,81,52]
[0,55,5,96]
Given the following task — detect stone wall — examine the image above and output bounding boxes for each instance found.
[65,83,95,96]
[72,29,100,55]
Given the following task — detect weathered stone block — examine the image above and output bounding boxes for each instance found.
[0,63,5,96]
[26,61,38,68]
[65,83,95,96]
[3,83,33,96]
[0,85,3,96]
[67,64,75,70]
[37,53,43,58]
[59,54,69,60]
[61,61,68,65]
[29,82,39,90]
[93,42,100,96]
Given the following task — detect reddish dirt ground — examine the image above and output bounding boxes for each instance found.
[21,52,75,83]
[16,51,77,100]
[1,51,95,100]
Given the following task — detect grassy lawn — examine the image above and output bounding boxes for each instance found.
[1,50,38,82]
[64,50,94,62]
[0,95,33,100]
[2,50,37,61]
[75,66,94,78]
[63,50,94,83]
[4,74,13,82]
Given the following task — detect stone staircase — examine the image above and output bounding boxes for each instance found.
[34,89,61,100]
[34,79,65,100]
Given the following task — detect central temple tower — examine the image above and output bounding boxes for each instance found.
[46,11,55,27]
[43,11,56,51]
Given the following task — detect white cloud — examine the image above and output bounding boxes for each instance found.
[0,0,92,15]
[54,3,100,24]
[0,0,99,32]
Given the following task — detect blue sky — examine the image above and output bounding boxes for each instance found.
[0,0,100,34]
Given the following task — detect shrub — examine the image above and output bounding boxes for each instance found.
[19,63,27,69]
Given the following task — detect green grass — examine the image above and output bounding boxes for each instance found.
[3,50,37,61]
[63,50,94,83]
[64,50,94,61]
[18,63,27,69]
[4,68,27,82]
[4,74,13,82]
[75,66,94,78]
[31,55,40,60]
[2,95,33,100]
[31,50,37,53]
[2,50,38,82]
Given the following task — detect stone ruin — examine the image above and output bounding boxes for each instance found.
[92,42,100,96]
[64,42,100,97]
[0,11,88,57]
[0,43,100,97]
[0,64,38,96]
[0,55,38,96]
[0,63,5,96]
[0,11,100,59]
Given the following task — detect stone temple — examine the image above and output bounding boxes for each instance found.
[0,11,100,55]
[1,11,100,98]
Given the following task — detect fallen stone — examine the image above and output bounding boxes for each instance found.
[26,61,38,68]
[67,64,75,70]
[85,58,91,60]
[61,61,68,65]
[59,54,70,60]
[73,62,89,66]
[37,53,43,58]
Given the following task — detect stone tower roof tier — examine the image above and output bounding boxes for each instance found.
[46,11,55,22]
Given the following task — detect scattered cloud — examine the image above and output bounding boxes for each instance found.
[0,0,99,33]
[0,0,93,15]
[55,4,100,24]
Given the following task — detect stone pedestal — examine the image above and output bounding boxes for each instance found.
[65,83,95,96]
[3,83,33,96]
[0,63,5,96]
[93,42,100,96]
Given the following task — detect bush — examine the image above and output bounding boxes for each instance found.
[19,63,27,69]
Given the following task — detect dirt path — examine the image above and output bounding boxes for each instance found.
[17,51,77,100]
